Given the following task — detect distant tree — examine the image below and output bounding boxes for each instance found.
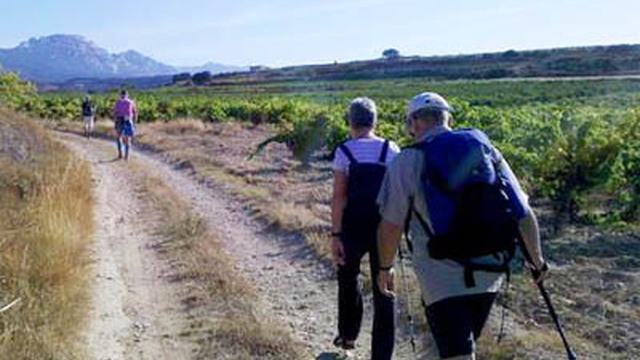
[172,72,191,83]
[192,71,212,85]
[502,49,519,58]
[382,48,400,59]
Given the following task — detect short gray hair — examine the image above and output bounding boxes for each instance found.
[410,108,450,125]
[348,97,377,129]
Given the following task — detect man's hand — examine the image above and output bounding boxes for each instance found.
[377,268,396,298]
[331,237,346,267]
[527,261,549,285]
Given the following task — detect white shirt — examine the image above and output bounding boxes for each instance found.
[333,136,401,173]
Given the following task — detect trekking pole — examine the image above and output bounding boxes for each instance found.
[397,244,417,354]
[516,236,577,360]
[0,298,21,314]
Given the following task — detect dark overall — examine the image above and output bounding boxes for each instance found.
[337,140,395,360]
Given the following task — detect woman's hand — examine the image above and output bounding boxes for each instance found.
[331,237,346,267]
[377,268,396,298]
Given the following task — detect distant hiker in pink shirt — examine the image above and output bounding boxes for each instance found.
[112,90,137,160]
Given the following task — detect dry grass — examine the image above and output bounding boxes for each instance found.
[152,118,207,134]
[130,163,307,360]
[0,109,93,359]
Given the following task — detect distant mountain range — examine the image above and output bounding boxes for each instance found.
[0,34,244,83]
[4,34,640,92]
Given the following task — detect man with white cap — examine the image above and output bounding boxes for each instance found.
[375,92,548,360]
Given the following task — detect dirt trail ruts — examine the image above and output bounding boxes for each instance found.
[62,135,192,360]
[61,133,404,360]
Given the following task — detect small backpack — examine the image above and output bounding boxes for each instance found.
[409,129,520,287]
[82,101,94,116]
[340,140,390,236]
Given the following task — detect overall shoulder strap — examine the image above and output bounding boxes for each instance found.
[378,140,390,163]
[338,143,357,164]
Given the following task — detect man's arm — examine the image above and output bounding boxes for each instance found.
[377,219,403,297]
[112,101,118,120]
[495,150,548,282]
[132,101,138,123]
[374,150,414,297]
[519,209,548,282]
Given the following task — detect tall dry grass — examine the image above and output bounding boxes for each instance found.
[0,109,93,359]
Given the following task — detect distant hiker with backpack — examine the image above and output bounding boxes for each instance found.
[331,97,401,359]
[376,92,548,360]
[81,95,96,138]
[112,90,137,160]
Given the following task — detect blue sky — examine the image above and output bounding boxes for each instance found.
[1,0,639,67]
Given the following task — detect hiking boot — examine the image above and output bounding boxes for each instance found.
[333,336,355,350]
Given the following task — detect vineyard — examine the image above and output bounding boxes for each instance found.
[1,71,640,359]
[2,73,639,226]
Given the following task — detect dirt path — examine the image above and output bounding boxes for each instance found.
[60,134,399,360]
[63,136,192,360]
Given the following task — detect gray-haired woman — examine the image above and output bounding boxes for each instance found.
[331,97,400,359]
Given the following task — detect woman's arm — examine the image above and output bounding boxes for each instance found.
[331,171,348,266]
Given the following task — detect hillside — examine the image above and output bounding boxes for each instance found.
[0,35,173,82]
[0,34,242,84]
[200,43,640,85]
[42,74,175,93]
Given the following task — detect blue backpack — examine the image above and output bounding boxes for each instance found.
[409,129,519,287]
[82,100,94,116]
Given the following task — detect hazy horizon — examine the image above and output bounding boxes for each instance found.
[1,0,639,68]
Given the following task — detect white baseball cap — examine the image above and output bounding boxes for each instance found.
[406,92,452,117]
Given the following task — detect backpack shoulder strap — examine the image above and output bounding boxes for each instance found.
[403,197,415,253]
[378,140,390,163]
[406,196,435,239]
[338,143,357,164]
